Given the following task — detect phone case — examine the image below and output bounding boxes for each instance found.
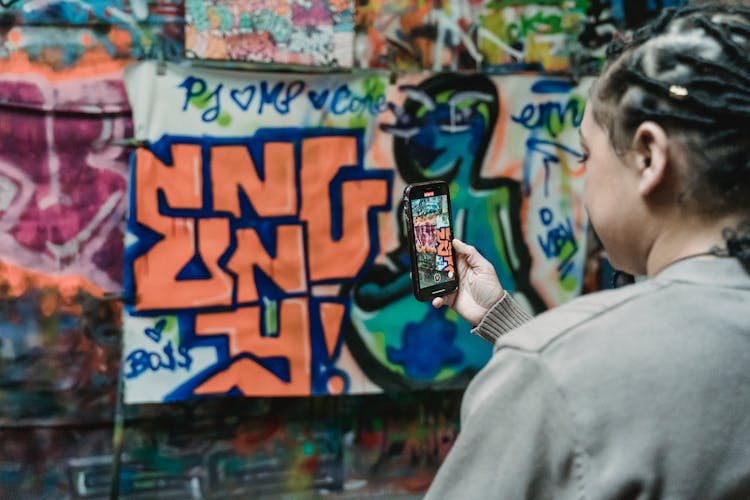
[403,181,458,301]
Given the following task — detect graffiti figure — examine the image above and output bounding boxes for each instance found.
[348,73,546,390]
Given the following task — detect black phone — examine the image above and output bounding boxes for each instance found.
[403,181,459,301]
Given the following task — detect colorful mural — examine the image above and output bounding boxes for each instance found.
[353,73,589,390]
[185,0,355,67]
[0,2,688,498]
[0,393,459,497]
[0,0,184,65]
[0,264,121,422]
[0,61,130,421]
[122,61,591,402]
[355,0,597,71]
[354,0,687,73]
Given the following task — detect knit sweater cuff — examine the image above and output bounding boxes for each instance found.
[471,291,534,344]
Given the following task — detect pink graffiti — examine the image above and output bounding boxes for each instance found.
[414,222,437,253]
[0,72,132,291]
[291,2,333,27]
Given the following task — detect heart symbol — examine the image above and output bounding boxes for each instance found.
[144,318,166,343]
[308,89,329,110]
[230,85,256,111]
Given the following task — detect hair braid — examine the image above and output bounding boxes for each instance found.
[673,53,750,88]
[692,16,746,61]
[718,221,750,273]
[592,2,750,268]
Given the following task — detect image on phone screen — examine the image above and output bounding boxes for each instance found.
[410,192,456,291]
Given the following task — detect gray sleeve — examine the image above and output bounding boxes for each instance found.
[423,348,586,500]
[471,291,534,344]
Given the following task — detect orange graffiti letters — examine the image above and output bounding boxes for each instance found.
[211,142,297,217]
[130,132,392,395]
[134,146,233,310]
[228,225,307,303]
[300,136,389,282]
[194,298,311,396]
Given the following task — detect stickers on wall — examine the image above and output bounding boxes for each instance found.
[185,0,354,67]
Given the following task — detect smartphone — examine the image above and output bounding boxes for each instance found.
[403,181,458,301]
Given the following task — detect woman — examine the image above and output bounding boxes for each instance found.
[425,4,750,499]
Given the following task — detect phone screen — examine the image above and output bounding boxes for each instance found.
[410,192,456,291]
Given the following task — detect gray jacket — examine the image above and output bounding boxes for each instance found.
[425,256,750,499]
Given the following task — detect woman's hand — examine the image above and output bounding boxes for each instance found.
[432,239,505,326]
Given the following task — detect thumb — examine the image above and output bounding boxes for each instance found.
[432,292,456,309]
[452,238,472,255]
[453,238,486,268]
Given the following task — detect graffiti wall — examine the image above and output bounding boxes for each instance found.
[0,0,184,65]
[0,60,131,421]
[122,61,590,403]
[0,1,688,497]
[0,0,189,425]
[185,0,355,67]
[355,0,598,71]
[355,0,687,72]
[0,392,460,497]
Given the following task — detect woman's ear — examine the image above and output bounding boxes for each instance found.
[632,121,669,196]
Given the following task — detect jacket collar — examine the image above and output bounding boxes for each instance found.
[655,255,750,289]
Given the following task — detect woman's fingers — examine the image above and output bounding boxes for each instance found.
[432,292,456,309]
[452,238,473,255]
[453,238,488,269]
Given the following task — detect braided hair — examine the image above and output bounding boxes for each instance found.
[591,2,750,270]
